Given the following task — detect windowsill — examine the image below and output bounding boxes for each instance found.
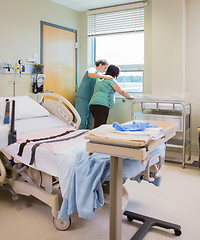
[115,93,144,102]
[115,93,143,98]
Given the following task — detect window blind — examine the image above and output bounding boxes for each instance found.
[88,7,144,37]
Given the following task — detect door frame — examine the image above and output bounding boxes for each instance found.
[40,21,78,90]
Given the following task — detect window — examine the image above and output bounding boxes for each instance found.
[87,3,146,95]
[95,33,144,95]
[117,69,144,94]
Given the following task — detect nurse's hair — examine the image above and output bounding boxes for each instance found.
[105,64,120,78]
[95,59,109,67]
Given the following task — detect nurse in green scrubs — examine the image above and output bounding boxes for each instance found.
[75,59,113,129]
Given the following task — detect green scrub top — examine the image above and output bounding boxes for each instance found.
[76,67,97,101]
[89,78,117,109]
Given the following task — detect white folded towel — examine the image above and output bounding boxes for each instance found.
[87,124,164,143]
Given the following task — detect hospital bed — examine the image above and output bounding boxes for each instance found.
[0,93,181,238]
[0,93,82,230]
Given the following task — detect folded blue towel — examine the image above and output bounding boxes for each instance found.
[113,121,158,132]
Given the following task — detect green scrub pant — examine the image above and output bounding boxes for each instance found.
[75,96,91,129]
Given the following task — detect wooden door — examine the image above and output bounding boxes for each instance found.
[41,22,77,105]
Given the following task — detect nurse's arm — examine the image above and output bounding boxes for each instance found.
[88,73,113,80]
[112,83,134,99]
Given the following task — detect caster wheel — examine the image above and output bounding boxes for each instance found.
[174,229,182,236]
[182,162,185,169]
[53,216,71,231]
[12,194,19,201]
[127,216,133,222]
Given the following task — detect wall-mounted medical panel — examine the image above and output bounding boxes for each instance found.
[0,62,34,75]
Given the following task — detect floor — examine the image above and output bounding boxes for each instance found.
[0,162,200,240]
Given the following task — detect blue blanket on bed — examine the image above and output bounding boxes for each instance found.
[58,144,166,221]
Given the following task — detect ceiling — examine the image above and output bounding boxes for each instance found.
[49,0,143,12]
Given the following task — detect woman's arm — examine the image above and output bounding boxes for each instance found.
[88,72,113,80]
[112,83,134,99]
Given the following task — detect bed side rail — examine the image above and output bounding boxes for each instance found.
[0,157,6,183]
[131,153,164,182]
[37,93,81,129]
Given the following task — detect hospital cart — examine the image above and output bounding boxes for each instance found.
[132,98,192,168]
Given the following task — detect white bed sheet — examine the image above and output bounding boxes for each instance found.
[3,114,88,199]
[1,114,67,150]
[4,114,71,176]
[15,114,68,133]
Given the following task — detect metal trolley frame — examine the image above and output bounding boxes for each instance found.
[132,98,192,168]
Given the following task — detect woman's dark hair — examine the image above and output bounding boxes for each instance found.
[95,59,109,67]
[105,64,120,78]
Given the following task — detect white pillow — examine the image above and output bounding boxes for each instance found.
[0,95,49,120]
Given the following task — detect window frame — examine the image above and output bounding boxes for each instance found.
[115,64,144,97]
[87,4,146,96]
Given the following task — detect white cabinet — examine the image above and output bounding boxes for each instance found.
[132,99,192,167]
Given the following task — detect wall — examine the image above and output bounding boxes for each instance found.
[150,0,199,153]
[144,0,152,94]
[108,0,199,154]
[186,0,200,153]
[151,0,186,96]
[0,0,81,97]
[78,12,88,83]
